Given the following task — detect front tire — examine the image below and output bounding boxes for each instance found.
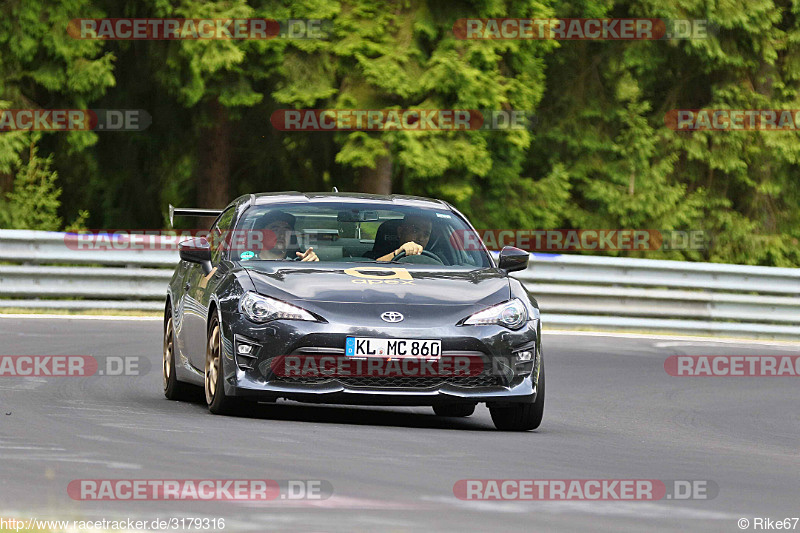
[490,360,545,431]
[163,311,195,401]
[205,314,241,415]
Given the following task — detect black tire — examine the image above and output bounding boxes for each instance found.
[205,314,242,415]
[490,360,545,431]
[163,310,196,401]
[433,403,476,417]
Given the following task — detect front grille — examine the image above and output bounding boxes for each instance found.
[269,373,501,388]
[260,349,503,389]
[342,374,500,388]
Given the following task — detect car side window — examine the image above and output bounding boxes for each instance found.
[210,206,236,264]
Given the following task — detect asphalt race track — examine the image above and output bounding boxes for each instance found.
[1,316,798,532]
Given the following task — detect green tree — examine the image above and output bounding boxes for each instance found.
[2,0,799,266]
[273,0,559,230]
[529,0,800,264]
[0,0,114,227]
[0,143,64,230]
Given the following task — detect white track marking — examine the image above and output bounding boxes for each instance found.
[0,314,160,321]
[544,330,800,346]
[436,497,736,519]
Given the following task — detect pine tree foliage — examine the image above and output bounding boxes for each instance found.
[0,0,798,265]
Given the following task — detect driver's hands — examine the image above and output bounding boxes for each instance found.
[296,247,319,262]
[395,241,423,257]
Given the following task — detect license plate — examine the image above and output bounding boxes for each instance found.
[345,337,441,358]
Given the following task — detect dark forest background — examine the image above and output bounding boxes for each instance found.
[2,0,799,265]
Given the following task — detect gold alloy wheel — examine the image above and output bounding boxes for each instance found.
[205,321,221,405]
[163,317,174,391]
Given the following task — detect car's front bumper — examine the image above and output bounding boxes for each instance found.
[218,310,542,406]
[232,374,538,406]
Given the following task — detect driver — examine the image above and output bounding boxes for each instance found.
[253,210,318,261]
[375,214,433,262]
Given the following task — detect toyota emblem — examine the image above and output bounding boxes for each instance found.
[381,311,404,323]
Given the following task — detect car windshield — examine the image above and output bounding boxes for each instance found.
[230,201,491,268]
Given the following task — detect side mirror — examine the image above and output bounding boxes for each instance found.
[498,246,529,273]
[179,237,213,275]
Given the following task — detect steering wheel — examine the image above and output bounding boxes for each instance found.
[391,249,443,263]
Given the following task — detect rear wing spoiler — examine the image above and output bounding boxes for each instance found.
[168,204,223,227]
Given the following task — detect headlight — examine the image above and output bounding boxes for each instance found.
[462,299,528,330]
[240,291,316,323]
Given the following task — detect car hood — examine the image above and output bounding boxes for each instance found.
[242,263,510,307]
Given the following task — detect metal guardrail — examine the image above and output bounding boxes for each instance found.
[1,230,798,339]
[513,254,800,338]
[0,230,177,267]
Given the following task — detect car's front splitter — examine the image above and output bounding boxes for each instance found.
[228,373,537,406]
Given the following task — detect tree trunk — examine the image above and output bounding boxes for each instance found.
[0,172,12,194]
[359,149,392,195]
[197,98,231,208]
